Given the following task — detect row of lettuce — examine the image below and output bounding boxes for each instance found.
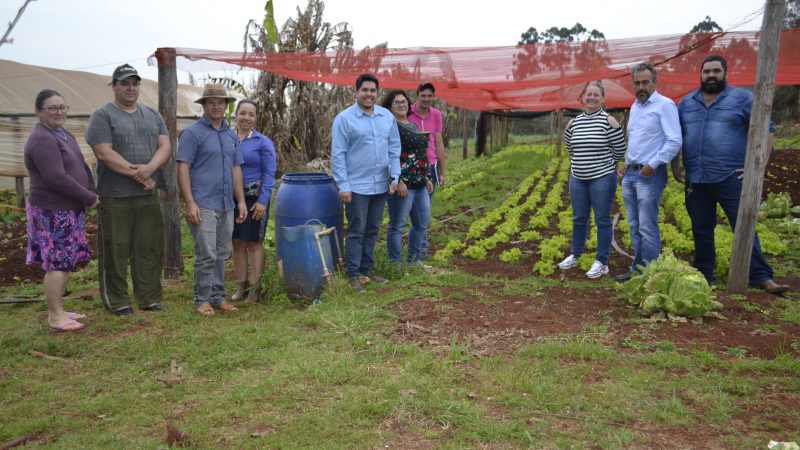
[432,144,794,317]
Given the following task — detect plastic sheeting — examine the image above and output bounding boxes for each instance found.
[167,30,800,111]
[0,59,205,117]
[0,59,205,178]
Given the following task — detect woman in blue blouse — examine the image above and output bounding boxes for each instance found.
[231,100,277,303]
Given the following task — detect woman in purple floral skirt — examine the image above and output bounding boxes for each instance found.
[24,89,99,332]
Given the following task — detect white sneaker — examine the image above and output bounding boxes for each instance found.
[586,260,609,279]
[557,254,578,270]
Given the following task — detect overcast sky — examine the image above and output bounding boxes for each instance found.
[0,0,767,83]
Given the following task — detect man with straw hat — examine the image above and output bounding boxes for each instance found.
[177,84,247,316]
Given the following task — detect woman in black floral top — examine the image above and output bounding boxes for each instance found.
[381,90,434,264]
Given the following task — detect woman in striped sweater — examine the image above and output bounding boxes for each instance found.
[558,81,626,278]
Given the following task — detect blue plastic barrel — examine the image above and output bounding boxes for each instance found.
[281,221,335,300]
[274,172,343,262]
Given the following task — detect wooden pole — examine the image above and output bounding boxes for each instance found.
[14,176,24,208]
[489,116,495,153]
[726,0,785,294]
[621,109,629,131]
[555,109,564,155]
[505,117,510,146]
[475,112,487,157]
[462,111,468,160]
[155,47,183,278]
[501,116,509,147]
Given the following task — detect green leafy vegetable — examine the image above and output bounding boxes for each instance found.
[760,192,792,218]
[616,249,721,318]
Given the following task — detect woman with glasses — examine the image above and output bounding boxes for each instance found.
[230,100,277,303]
[558,81,626,279]
[24,89,99,331]
[381,90,433,265]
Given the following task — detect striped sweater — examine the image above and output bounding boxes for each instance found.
[563,110,626,180]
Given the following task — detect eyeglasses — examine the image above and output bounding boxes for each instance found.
[44,105,70,113]
[392,100,408,105]
[119,80,141,87]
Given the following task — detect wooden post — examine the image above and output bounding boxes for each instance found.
[621,109,629,131]
[15,176,24,208]
[555,109,564,155]
[501,116,509,148]
[488,115,495,153]
[462,111,468,160]
[726,0,785,294]
[475,112,488,157]
[156,47,184,278]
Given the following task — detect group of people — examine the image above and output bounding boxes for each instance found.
[23,64,276,331]
[331,75,445,293]
[559,56,789,294]
[22,55,789,331]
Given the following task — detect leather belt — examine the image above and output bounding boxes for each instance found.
[625,164,644,170]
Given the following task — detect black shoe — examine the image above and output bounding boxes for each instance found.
[614,271,634,283]
[142,304,165,312]
[114,306,134,316]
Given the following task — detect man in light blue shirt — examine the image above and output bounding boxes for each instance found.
[616,62,682,282]
[332,73,401,292]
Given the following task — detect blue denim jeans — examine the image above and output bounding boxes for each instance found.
[622,165,667,271]
[188,209,233,307]
[388,186,431,263]
[685,174,773,286]
[344,193,387,278]
[569,172,617,265]
[419,164,439,258]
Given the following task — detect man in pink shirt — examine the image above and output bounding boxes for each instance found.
[409,82,446,258]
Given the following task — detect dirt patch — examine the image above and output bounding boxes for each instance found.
[0,214,96,287]
[393,285,618,351]
[390,283,799,359]
[764,149,800,201]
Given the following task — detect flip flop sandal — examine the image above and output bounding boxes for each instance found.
[48,320,85,332]
[65,312,86,320]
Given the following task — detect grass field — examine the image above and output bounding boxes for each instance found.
[1,139,798,449]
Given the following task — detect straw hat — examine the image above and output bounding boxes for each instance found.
[195,83,236,104]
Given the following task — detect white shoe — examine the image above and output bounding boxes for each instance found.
[586,260,609,279]
[557,254,578,270]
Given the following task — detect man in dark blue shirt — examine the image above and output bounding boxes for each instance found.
[673,55,789,294]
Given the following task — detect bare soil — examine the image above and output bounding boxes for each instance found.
[764,148,800,202]
[0,214,96,286]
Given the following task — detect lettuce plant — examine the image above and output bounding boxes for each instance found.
[616,249,722,318]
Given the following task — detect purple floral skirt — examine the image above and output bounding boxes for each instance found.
[26,204,91,272]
